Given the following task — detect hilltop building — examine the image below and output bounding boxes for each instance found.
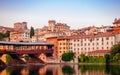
[10,30,30,42]
[34,20,71,42]
[14,22,28,31]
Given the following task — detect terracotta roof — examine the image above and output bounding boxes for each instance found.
[58,32,119,40]
[88,50,110,53]
[0,41,53,46]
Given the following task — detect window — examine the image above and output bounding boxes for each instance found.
[102,38,104,41]
[90,38,92,42]
[97,43,99,45]
[102,47,104,49]
[106,37,109,40]
[59,43,62,45]
[96,38,99,40]
[97,47,99,49]
[59,47,61,50]
[74,39,76,42]
[81,48,83,50]
[111,42,113,45]
[84,43,86,46]
[69,43,71,45]
[92,43,94,45]
[107,42,109,45]
[107,47,109,49]
[60,51,61,53]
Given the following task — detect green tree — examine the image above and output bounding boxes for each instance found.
[79,54,88,62]
[113,53,120,62]
[0,33,4,40]
[110,43,120,62]
[30,26,34,38]
[24,55,30,60]
[4,31,10,37]
[104,54,110,64]
[6,54,13,63]
[62,52,74,62]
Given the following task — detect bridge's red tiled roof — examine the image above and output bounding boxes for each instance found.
[88,50,110,53]
[0,41,53,46]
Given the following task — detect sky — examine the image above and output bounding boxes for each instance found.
[0,0,120,29]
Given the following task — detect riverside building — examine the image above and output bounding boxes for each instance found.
[57,32,120,58]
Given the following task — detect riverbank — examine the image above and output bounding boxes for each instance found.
[46,62,120,65]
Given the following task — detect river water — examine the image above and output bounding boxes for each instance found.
[0,64,120,75]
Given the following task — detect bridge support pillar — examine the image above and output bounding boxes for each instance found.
[27,54,45,64]
[8,53,26,65]
[0,54,6,66]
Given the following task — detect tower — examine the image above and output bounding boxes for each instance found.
[22,22,27,30]
[48,20,56,32]
[14,22,22,31]
[113,18,120,27]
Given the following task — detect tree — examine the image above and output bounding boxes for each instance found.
[113,53,120,62]
[0,33,4,40]
[104,54,110,64]
[30,26,34,38]
[110,43,120,62]
[6,54,13,63]
[62,52,74,62]
[24,55,30,60]
[4,31,10,37]
[79,54,88,62]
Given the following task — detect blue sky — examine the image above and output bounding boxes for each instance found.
[0,0,120,29]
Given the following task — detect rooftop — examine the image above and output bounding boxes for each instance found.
[0,41,53,46]
[88,50,110,53]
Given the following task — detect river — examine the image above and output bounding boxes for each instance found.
[0,64,120,75]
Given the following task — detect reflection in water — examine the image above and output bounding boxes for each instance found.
[0,64,120,75]
[62,65,74,75]
[46,70,53,75]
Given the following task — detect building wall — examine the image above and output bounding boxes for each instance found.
[14,22,28,31]
[10,30,30,42]
[46,37,58,58]
[69,36,115,57]
[58,39,70,58]
[57,32,119,58]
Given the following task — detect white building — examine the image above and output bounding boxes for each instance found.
[10,30,30,42]
[58,32,120,58]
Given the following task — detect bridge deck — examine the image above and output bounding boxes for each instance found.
[0,49,53,54]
